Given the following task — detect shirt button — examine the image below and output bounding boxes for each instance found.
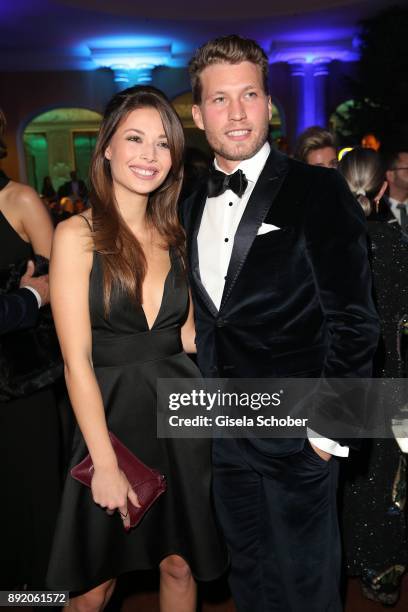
[224,238,229,242]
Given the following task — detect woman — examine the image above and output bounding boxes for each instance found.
[0,109,61,588]
[46,86,227,611]
[339,147,408,605]
[293,125,338,169]
[41,175,57,200]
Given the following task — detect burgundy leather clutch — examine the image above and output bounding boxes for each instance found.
[71,431,167,529]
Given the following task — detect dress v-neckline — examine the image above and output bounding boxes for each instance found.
[141,250,173,332]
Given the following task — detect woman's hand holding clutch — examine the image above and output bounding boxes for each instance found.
[71,432,167,530]
[91,465,141,530]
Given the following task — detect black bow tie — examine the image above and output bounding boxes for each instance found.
[207,168,248,199]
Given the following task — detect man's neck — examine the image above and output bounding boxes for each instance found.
[389,187,408,203]
[214,141,270,175]
[214,156,241,174]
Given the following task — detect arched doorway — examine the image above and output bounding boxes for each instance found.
[23,108,102,193]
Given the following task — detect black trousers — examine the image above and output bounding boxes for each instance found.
[213,438,342,612]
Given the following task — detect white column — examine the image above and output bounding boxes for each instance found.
[135,64,154,84]
[111,65,130,91]
[312,58,330,127]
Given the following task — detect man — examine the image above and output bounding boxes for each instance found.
[58,170,88,203]
[384,149,408,234]
[0,260,49,334]
[181,35,379,611]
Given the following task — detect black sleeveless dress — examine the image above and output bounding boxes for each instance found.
[0,171,61,589]
[341,220,408,605]
[47,242,228,592]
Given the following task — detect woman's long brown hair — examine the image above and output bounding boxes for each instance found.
[89,85,185,314]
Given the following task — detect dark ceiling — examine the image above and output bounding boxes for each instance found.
[0,0,403,71]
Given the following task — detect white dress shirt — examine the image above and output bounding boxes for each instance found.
[388,196,408,225]
[23,285,41,308]
[198,143,271,310]
[197,142,348,458]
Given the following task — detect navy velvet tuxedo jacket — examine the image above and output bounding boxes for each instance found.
[0,288,38,335]
[181,148,380,450]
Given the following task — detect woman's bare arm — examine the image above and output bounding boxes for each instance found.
[18,184,54,257]
[50,216,139,525]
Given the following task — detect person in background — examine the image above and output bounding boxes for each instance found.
[383,147,408,234]
[339,147,408,605]
[41,176,61,224]
[41,175,57,200]
[58,169,88,202]
[294,125,338,168]
[0,108,61,590]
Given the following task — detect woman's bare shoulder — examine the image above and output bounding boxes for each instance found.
[4,181,42,207]
[54,214,93,252]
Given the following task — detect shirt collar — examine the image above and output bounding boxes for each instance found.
[213,141,271,183]
[389,196,408,206]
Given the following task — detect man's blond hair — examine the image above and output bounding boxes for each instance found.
[188,35,269,104]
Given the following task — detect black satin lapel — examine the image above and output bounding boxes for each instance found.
[187,184,206,277]
[220,150,289,311]
[188,184,219,317]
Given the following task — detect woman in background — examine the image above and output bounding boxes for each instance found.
[41,175,57,200]
[339,147,408,605]
[294,125,338,169]
[0,109,61,589]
